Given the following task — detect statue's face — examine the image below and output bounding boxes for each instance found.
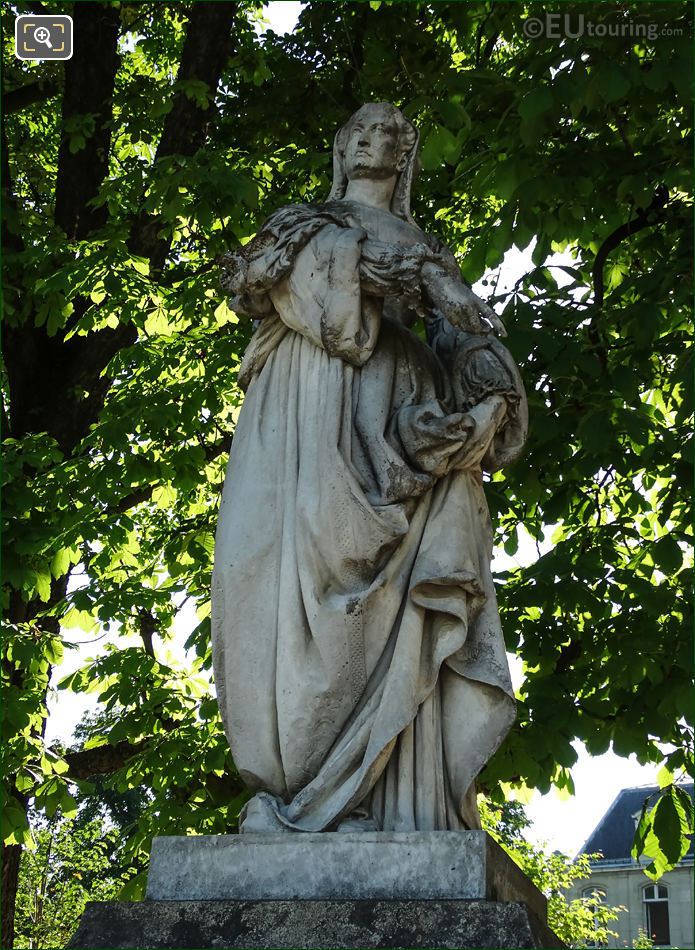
[343,109,406,182]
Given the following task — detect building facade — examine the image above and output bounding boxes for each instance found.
[567,784,694,949]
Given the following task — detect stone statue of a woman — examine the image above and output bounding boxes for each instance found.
[212,102,527,834]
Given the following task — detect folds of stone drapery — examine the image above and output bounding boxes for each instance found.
[233,463,515,834]
[213,213,517,835]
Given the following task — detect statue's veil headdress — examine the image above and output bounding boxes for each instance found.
[327,103,420,226]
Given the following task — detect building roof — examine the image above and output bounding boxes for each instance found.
[578,783,694,862]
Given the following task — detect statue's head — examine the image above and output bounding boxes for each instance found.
[328,102,420,223]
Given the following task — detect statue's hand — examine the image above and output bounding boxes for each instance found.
[450,394,508,472]
[218,251,248,294]
[420,262,507,338]
[456,284,507,338]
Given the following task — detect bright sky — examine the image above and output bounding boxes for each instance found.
[43,0,662,863]
[257,1,303,34]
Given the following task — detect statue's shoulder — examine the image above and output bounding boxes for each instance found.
[260,202,342,236]
[228,202,345,279]
[258,202,315,234]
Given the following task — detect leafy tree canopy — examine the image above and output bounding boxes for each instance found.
[2,1,692,945]
[13,810,136,950]
[480,800,624,948]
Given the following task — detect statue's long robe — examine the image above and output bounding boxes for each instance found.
[212,204,521,832]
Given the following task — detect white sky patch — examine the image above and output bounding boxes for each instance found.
[258,1,302,35]
[45,587,202,747]
[525,746,660,857]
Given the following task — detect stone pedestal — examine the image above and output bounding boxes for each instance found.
[69,832,565,949]
[147,831,547,913]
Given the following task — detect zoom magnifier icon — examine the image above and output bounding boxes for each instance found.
[15,14,72,60]
[33,26,53,48]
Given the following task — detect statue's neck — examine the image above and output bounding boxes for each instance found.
[343,176,397,212]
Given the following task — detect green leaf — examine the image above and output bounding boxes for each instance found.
[633,787,692,880]
[199,698,219,720]
[214,301,236,326]
[493,160,521,200]
[45,638,64,665]
[130,257,150,276]
[35,569,52,602]
[62,608,99,633]
[597,63,631,104]
[656,765,674,789]
[438,98,471,132]
[518,87,553,121]
[152,483,177,508]
[420,124,461,170]
[1,802,31,846]
[119,871,147,900]
[630,801,653,861]
[643,61,669,93]
[652,791,686,866]
[652,535,683,574]
[50,547,72,578]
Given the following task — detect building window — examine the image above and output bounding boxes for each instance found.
[582,887,607,948]
[643,883,670,946]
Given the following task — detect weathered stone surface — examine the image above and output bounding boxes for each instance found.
[146,830,547,922]
[68,899,564,949]
[212,101,528,835]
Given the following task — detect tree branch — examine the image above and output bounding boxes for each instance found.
[3,2,129,450]
[62,738,149,780]
[205,433,232,461]
[474,3,495,67]
[62,738,246,806]
[481,29,500,63]
[592,186,669,309]
[137,609,156,658]
[128,1,239,272]
[112,435,232,514]
[4,4,241,452]
[339,4,368,114]
[1,108,25,255]
[115,486,153,514]
[2,80,60,115]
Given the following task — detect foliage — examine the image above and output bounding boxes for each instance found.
[480,800,623,947]
[13,812,133,949]
[632,927,655,949]
[631,775,694,879]
[1,0,692,942]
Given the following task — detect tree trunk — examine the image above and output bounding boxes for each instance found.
[1,2,241,943]
[1,841,22,947]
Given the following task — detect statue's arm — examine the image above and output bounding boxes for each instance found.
[357,236,507,338]
[393,391,510,479]
[218,204,333,319]
[420,261,507,338]
[425,315,528,472]
[219,246,276,318]
[357,238,431,298]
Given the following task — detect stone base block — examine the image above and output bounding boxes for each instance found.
[146,831,547,921]
[68,898,564,948]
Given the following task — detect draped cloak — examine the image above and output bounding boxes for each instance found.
[212,202,526,833]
